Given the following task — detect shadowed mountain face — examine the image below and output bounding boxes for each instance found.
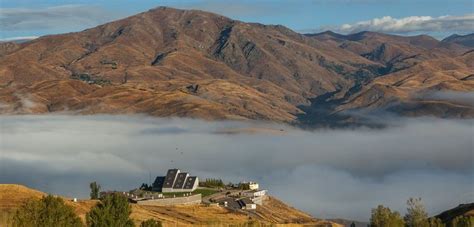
[0,7,473,125]
[443,34,474,48]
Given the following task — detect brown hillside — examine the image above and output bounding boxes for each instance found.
[0,7,472,123]
[0,184,340,227]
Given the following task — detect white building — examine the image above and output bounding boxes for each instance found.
[241,181,259,190]
[239,198,256,210]
[242,189,267,198]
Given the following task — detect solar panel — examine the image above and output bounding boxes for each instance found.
[183,176,197,189]
[173,172,188,189]
[163,169,179,188]
[152,176,165,191]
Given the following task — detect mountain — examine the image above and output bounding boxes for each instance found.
[0,184,340,226]
[442,33,474,48]
[0,7,472,125]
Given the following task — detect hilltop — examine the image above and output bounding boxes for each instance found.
[0,7,473,125]
[0,184,340,226]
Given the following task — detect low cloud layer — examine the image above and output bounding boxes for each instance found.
[0,115,472,221]
[0,5,117,33]
[420,91,474,107]
[321,14,474,35]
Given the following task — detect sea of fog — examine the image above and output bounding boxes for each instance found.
[0,115,472,221]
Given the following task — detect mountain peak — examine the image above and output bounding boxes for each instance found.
[0,6,472,122]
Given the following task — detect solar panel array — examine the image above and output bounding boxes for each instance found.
[160,169,198,191]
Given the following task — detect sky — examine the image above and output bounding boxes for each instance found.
[0,0,473,40]
[1,115,472,221]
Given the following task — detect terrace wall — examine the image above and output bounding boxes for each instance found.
[136,194,202,206]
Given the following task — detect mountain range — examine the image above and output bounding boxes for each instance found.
[0,7,472,125]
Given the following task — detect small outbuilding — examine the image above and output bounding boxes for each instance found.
[238,198,256,210]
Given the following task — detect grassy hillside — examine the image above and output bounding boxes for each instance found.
[0,184,340,226]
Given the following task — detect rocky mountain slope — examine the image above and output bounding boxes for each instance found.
[0,7,472,125]
[0,184,339,226]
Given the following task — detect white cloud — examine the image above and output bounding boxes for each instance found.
[321,14,474,34]
[420,91,474,107]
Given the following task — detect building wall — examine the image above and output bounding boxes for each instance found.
[245,204,257,210]
[243,190,267,198]
[249,183,259,190]
[251,195,266,205]
[136,194,202,206]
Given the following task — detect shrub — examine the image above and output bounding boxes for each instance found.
[140,219,162,227]
[451,215,474,227]
[404,197,429,227]
[370,205,404,227]
[200,178,225,188]
[12,195,83,227]
[86,193,134,227]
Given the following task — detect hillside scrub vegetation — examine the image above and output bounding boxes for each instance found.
[370,205,405,227]
[86,193,134,227]
[140,219,162,227]
[370,198,448,227]
[199,178,225,188]
[12,195,83,227]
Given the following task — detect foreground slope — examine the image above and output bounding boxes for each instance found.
[0,184,340,226]
[0,7,472,123]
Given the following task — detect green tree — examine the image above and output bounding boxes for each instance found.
[140,219,162,227]
[451,215,474,227]
[370,205,404,227]
[12,195,83,227]
[404,197,429,227]
[427,217,445,227]
[201,178,225,188]
[86,193,134,227]
[89,182,101,200]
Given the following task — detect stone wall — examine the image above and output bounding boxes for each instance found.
[136,194,202,206]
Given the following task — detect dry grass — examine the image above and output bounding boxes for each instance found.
[0,184,342,227]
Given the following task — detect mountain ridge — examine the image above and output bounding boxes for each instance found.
[0,6,472,125]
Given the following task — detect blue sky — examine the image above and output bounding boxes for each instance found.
[1,0,473,40]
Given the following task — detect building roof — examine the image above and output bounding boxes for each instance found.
[183,176,197,189]
[173,172,188,189]
[163,169,179,188]
[152,176,165,188]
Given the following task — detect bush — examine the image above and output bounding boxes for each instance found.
[451,215,474,227]
[370,205,404,227]
[404,197,429,227]
[140,219,162,227]
[12,195,83,227]
[199,178,225,188]
[427,217,445,227]
[86,193,134,227]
